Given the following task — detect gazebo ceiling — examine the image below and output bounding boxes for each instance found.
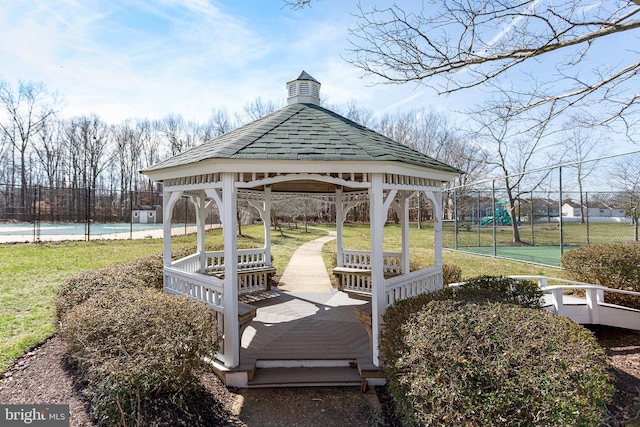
[141,72,461,184]
[253,179,358,194]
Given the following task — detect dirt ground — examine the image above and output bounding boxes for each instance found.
[0,336,385,426]
[0,327,638,426]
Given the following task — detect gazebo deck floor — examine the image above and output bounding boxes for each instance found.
[236,288,377,385]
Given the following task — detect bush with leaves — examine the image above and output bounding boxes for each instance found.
[55,248,193,320]
[562,243,640,308]
[380,276,610,426]
[384,300,612,426]
[59,287,221,426]
[380,276,542,370]
[452,275,543,309]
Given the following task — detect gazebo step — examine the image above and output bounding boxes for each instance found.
[356,358,385,380]
[247,365,364,388]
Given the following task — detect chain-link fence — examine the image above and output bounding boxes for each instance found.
[443,151,640,267]
[0,185,221,241]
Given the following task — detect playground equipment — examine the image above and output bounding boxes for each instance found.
[480,200,519,226]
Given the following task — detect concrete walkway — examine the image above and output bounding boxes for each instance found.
[277,230,337,292]
[240,229,371,363]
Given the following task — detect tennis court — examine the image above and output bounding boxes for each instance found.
[450,245,577,268]
[0,222,207,243]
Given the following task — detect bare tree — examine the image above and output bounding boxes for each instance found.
[469,97,556,243]
[64,114,110,189]
[375,108,489,186]
[560,124,605,223]
[33,118,65,189]
[156,114,184,156]
[0,80,60,208]
[113,120,146,198]
[288,1,640,134]
[241,98,280,123]
[206,108,236,138]
[612,153,640,238]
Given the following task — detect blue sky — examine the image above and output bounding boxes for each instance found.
[0,0,452,123]
[0,0,637,149]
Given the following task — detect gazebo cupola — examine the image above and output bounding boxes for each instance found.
[286,71,321,105]
[142,70,462,384]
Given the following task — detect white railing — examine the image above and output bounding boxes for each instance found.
[164,266,224,312]
[164,266,228,363]
[172,253,201,273]
[172,249,270,274]
[341,250,402,274]
[338,271,371,294]
[385,266,442,306]
[509,276,640,331]
[172,249,274,296]
[205,248,269,273]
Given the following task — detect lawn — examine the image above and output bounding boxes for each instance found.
[1,222,561,373]
[445,221,637,247]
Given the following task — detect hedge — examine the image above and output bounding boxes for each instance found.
[380,276,611,426]
[59,287,221,426]
[562,242,640,308]
[386,301,612,426]
[562,243,640,290]
[55,248,193,320]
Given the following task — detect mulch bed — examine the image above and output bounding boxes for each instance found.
[0,327,639,426]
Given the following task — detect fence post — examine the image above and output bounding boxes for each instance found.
[585,192,590,246]
[530,191,534,245]
[85,187,91,241]
[558,166,563,258]
[129,190,133,240]
[476,191,481,247]
[492,180,497,257]
[586,288,600,324]
[453,189,458,250]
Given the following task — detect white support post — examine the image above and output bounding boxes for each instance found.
[401,192,410,274]
[586,288,601,324]
[191,192,208,273]
[434,192,443,268]
[264,186,272,265]
[424,191,443,268]
[162,190,183,269]
[370,174,385,366]
[221,173,239,367]
[551,288,564,315]
[336,187,344,267]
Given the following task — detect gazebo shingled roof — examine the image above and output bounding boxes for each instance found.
[143,103,462,175]
[142,72,462,381]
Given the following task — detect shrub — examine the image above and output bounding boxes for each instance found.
[562,243,640,308]
[562,243,640,289]
[441,263,462,286]
[55,248,193,320]
[453,275,544,309]
[380,275,543,371]
[59,287,221,426]
[386,300,612,426]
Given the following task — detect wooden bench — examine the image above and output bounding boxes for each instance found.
[208,265,277,294]
[333,267,400,293]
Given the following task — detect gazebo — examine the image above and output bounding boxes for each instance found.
[141,71,461,386]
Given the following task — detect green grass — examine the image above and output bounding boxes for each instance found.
[0,224,323,373]
[446,221,637,247]
[322,223,562,279]
[0,221,562,374]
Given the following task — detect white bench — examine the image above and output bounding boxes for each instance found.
[332,266,400,294]
[208,265,277,294]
